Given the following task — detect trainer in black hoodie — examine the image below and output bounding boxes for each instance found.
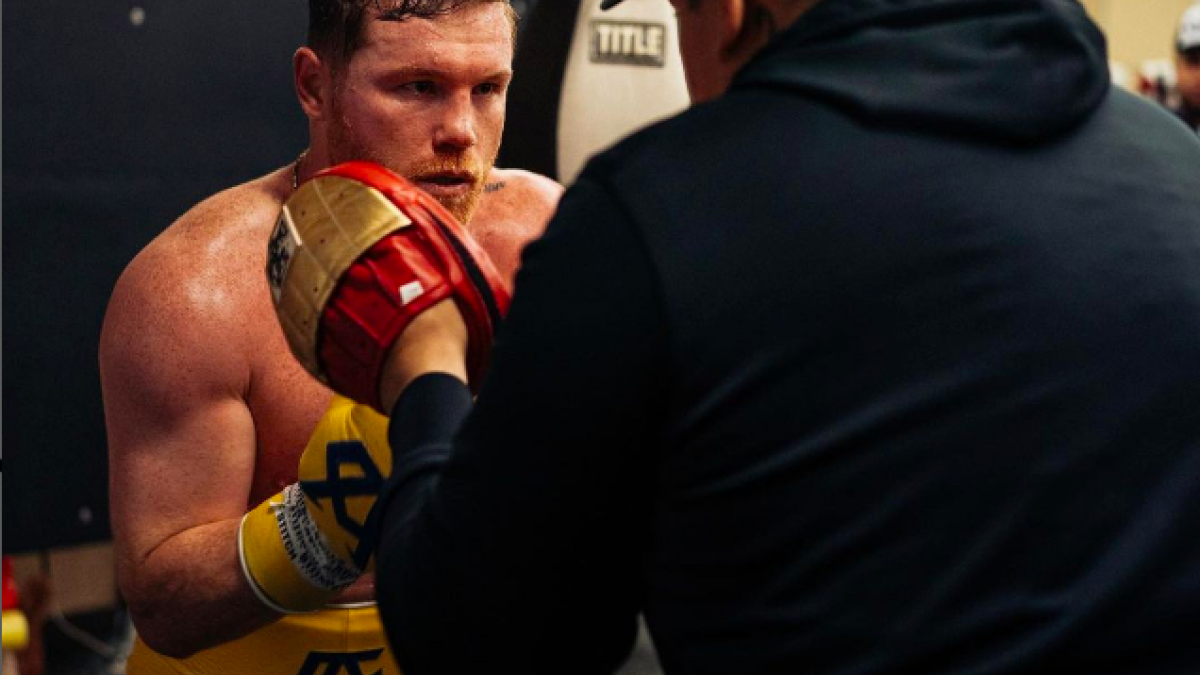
[374,1,1200,673]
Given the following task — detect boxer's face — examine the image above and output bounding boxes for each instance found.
[327,3,513,224]
[1177,49,1200,109]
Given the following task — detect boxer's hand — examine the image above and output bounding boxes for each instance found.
[238,395,391,613]
[268,161,510,413]
[377,298,469,413]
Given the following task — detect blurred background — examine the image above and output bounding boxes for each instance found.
[1082,0,1200,107]
[2,0,1197,673]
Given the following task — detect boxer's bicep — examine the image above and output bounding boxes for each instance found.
[100,252,256,595]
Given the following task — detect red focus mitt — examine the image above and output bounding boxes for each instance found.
[267,161,511,412]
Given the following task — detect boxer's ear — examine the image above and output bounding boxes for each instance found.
[294,47,333,122]
[720,0,746,44]
[720,0,774,63]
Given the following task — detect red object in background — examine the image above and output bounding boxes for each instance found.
[2,557,19,611]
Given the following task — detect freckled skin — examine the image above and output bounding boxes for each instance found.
[102,3,562,657]
[101,165,559,656]
[473,168,563,280]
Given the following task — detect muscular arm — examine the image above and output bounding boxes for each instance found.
[100,242,279,657]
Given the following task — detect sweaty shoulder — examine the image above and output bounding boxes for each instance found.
[470,168,564,284]
[483,168,563,216]
[101,169,292,398]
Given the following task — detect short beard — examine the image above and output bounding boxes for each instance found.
[327,108,489,224]
[411,155,487,224]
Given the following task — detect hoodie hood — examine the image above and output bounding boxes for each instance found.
[735,0,1110,142]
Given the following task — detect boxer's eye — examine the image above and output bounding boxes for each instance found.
[401,81,437,96]
[473,82,504,96]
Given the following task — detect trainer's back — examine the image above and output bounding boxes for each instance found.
[582,0,1200,671]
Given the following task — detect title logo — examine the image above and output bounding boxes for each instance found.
[590,20,667,68]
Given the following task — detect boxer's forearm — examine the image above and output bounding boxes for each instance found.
[119,518,279,658]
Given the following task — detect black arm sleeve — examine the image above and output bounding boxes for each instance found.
[375,177,668,675]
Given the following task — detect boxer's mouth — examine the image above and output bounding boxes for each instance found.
[415,173,477,197]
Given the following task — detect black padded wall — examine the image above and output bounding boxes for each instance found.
[3,1,308,552]
[499,0,582,180]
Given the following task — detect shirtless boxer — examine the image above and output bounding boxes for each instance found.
[99,1,559,673]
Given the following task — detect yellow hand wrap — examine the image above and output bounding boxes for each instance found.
[238,395,392,613]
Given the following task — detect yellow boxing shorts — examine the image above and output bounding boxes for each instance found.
[125,604,398,675]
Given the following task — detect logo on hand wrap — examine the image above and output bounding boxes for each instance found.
[300,441,385,571]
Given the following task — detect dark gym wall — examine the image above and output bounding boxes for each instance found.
[3,1,309,552]
[500,0,581,180]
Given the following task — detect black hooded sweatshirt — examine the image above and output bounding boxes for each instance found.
[375,1,1200,673]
